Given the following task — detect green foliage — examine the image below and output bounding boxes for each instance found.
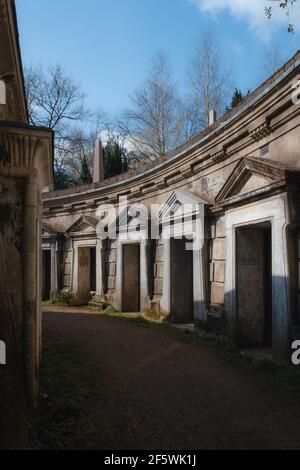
[103,139,129,179]
[226,88,250,112]
[53,167,76,190]
[230,88,243,108]
[46,292,75,306]
[265,0,297,33]
[103,304,118,314]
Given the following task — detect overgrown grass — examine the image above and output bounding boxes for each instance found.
[29,336,94,449]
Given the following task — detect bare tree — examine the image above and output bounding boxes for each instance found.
[25,63,92,186]
[56,126,96,181]
[25,64,89,132]
[182,30,233,139]
[119,52,182,160]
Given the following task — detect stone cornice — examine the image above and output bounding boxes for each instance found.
[43,52,300,212]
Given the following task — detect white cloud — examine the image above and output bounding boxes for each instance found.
[190,0,300,38]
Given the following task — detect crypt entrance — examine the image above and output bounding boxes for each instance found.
[42,250,51,301]
[77,246,97,305]
[170,238,194,323]
[122,243,141,312]
[236,224,272,348]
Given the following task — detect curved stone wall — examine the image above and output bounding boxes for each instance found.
[42,51,300,360]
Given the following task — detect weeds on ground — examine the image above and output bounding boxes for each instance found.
[43,292,75,307]
[29,337,94,449]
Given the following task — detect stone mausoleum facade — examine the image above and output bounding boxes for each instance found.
[43,51,300,362]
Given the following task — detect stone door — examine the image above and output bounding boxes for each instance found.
[77,247,92,305]
[122,244,140,312]
[170,238,194,323]
[236,226,272,347]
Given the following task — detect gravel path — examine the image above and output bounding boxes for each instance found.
[42,310,300,450]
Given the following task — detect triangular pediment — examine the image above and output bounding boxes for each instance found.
[216,156,289,206]
[66,216,99,236]
[109,205,149,235]
[157,189,209,223]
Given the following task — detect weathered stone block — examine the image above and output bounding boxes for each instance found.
[211,283,225,305]
[107,276,115,289]
[156,245,164,261]
[109,249,117,262]
[154,278,163,295]
[63,274,70,287]
[212,239,226,260]
[64,262,71,275]
[109,262,116,276]
[216,217,225,238]
[214,262,225,283]
[156,262,164,278]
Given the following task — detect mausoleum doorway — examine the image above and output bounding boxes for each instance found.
[170,238,194,323]
[236,224,272,348]
[77,246,97,304]
[42,250,51,301]
[122,244,140,312]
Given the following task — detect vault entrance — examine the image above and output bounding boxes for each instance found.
[77,246,96,304]
[122,244,140,312]
[236,224,272,348]
[170,238,194,323]
[42,250,51,301]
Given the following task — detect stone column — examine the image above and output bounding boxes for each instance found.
[72,244,78,296]
[160,237,171,314]
[50,243,57,298]
[95,239,104,299]
[140,239,149,312]
[193,220,208,326]
[114,241,122,311]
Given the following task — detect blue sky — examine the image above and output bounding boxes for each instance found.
[16,0,300,117]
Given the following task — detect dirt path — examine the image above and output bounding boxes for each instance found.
[37,311,300,450]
